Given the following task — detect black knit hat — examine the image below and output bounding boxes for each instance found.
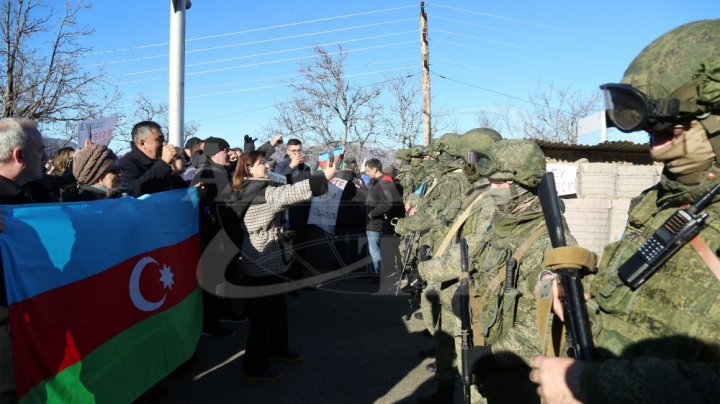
[203,137,230,157]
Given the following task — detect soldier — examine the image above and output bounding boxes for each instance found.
[530,19,720,403]
[468,139,579,404]
[414,129,501,403]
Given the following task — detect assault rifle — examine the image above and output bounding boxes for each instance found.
[395,231,427,320]
[618,183,720,289]
[458,237,472,404]
[538,172,595,361]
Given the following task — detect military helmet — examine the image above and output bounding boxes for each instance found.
[458,127,502,161]
[430,133,461,156]
[395,148,411,162]
[476,139,546,188]
[601,19,720,133]
[409,144,426,158]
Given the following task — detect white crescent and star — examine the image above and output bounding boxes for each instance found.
[129,256,175,312]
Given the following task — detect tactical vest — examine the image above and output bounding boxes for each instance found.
[592,187,720,357]
[471,201,556,362]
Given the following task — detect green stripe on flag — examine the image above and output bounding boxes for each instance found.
[20,288,202,404]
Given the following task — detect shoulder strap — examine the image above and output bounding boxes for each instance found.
[690,235,720,282]
[434,192,487,257]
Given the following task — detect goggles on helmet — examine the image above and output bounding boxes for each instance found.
[467,151,495,177]
[599,83,698,133]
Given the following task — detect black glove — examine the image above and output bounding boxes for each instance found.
[244,134,257,144]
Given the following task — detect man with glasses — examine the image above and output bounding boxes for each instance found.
[529,19,720,403]
[119,121,184,196]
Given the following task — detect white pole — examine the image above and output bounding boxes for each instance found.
[168,0,187,148]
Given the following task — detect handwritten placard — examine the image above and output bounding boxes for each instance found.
[77,116,118,147]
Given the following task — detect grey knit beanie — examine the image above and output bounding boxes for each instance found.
[72,144,117,185]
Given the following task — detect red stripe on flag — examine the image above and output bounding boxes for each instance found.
[9,235,200,396]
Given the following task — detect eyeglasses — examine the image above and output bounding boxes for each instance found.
[287,148,302,153]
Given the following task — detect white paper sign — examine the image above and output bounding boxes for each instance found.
[77,115,118,147]
[546,163,578,196]
[307,178,348,234]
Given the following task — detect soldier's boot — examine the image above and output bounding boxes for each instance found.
[417,381,455,404]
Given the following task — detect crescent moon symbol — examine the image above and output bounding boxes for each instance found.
[129,256,167,312]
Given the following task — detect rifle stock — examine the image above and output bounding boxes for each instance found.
[538,173,594,361]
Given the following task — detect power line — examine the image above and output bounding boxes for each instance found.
[193,72,419,122]
[186,67,416,101]
[432,39,561,65]
[116,40,417,84]
[430,70,568,114]
[85,4,417,56]
[84,18,416,68]
[140,56,419,98]
[428,2,622,41]
[432,15,560,43]
[432,57,525,81]
[114,30,417,78]
[433,29,590,61]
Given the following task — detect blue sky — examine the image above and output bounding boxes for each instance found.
[77,1,715,148]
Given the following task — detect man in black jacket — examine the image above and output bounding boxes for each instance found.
[190,137,240,338]
[364,158,403,274]
[119,121,184,196]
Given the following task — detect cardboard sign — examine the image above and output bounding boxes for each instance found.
[546,163,578,196]
[77,116,118,147]
[307,177,348,234]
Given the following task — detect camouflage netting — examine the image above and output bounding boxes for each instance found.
[622,19,720,111]
[487,139,546,188]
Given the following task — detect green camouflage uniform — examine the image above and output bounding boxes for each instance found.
[575,19,720,404]
[468,139,577,404]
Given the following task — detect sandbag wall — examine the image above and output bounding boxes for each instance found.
[562,163,662,258]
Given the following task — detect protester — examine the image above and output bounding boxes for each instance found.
[0,118,52,402]
[119,121,185,196]
[225,150,336,383]
[364,158,403,275]
[61,144,122,201]
[191,136,241,338]
[48,147,75,176]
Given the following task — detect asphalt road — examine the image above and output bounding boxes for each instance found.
[135,271,464,403]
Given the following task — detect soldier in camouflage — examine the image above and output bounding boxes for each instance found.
[414,129,501,403]
[530,19,720,403]
[468,139,577,404]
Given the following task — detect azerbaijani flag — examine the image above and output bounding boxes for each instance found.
[0,188,202,403]
[316,146,344,171]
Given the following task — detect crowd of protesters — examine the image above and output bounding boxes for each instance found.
[0,117,405,399]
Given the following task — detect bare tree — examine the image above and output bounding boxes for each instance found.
[268,45,383,158]
[0,0,119,125]
[383,72,422,149]
[508,82,600,144]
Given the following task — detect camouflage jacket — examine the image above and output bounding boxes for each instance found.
[417,190,495,286]
[580,176,720,404]
[471,196,576,364]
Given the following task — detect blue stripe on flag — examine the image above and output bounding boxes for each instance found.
[0,188,199,304]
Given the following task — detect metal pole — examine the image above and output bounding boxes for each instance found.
[168,0,187,147]
[420,1,432,147]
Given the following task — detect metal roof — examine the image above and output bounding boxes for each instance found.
[530,139,650,153]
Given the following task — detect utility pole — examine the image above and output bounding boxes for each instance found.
[168,0,190,148]
[420,1,432,146]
